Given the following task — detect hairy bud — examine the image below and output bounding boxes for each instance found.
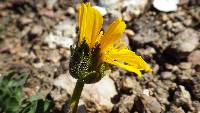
[69,41,110,84]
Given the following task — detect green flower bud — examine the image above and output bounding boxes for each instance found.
[69,41,110,84]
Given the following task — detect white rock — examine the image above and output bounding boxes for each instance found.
[55,19,76,38]
[53,72,117,111]
[93,6,107,16]
[44,19,76,49]
[83,75,117,109]
[143,89,150,96]
[99,0,120,6]
[33,62,44,68]
[44,33,74,49]
[122,0,147,8]
[153,0,179,12]
[67,7,76,16]
[179,85,191,100]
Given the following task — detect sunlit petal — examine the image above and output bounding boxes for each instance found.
[78,3,103,47]
[100,18,126,52]
[102,48,152,77]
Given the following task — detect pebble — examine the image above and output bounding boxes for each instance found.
[171,28,199,53]
[153,0,179,12]
[67,7,75,16]
[121,76,142,94]
[133,30,160,44]
[166,28,200,60]
[19,17,33,25]
[33,62,44,68]
[30,25,43,36]
[125,29,135,37]
[160,71,175,80]
[46,0,57,9]
[155,87,170,105]
[188,50,200,66]
[99,0,120,6]
[179,62,192,70]
[39,9,55,18]
[47,49,61,63]
[118,95,136,113]
[136,47,156,57]
[135,95,162,113]
[174,85,194,111]
[55,19,76,38]
[122,0,149,21]
[44,19,76,49]
[44,33,74,49]
[143,89,150,96]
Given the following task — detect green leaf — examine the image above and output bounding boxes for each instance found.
[0,71,28,113]
[21,99,52,113]
[12,73,28,87]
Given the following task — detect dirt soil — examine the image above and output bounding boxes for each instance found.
[0,0,200,113]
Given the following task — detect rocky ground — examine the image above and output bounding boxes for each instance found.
[0,0,200,113]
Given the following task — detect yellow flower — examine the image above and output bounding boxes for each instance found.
[78,2,151,78]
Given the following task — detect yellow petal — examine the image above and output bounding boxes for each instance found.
[113,40,128,50]
[95,31,103,44]
[100,18,126,52]
[104,55,142,77]
[102,48,152,77]
[79,3,87,43]
[78,3,103,47]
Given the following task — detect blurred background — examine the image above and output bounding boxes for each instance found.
[0,0,200,113]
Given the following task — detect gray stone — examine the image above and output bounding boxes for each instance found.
[178,62,192,70]
[118,95,136,113]
[135,95,162,113]
[160,71,174,80]
[188,50,200,66]
[121,76,142,94]
[171,29,199,53]
[122,0,149,21]
[174,85,194,111]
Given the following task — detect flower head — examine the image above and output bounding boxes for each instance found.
[69,2,151,83]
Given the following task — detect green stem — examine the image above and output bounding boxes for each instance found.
[69,80,84,113]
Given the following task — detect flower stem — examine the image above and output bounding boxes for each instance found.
[69,80,84,113]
